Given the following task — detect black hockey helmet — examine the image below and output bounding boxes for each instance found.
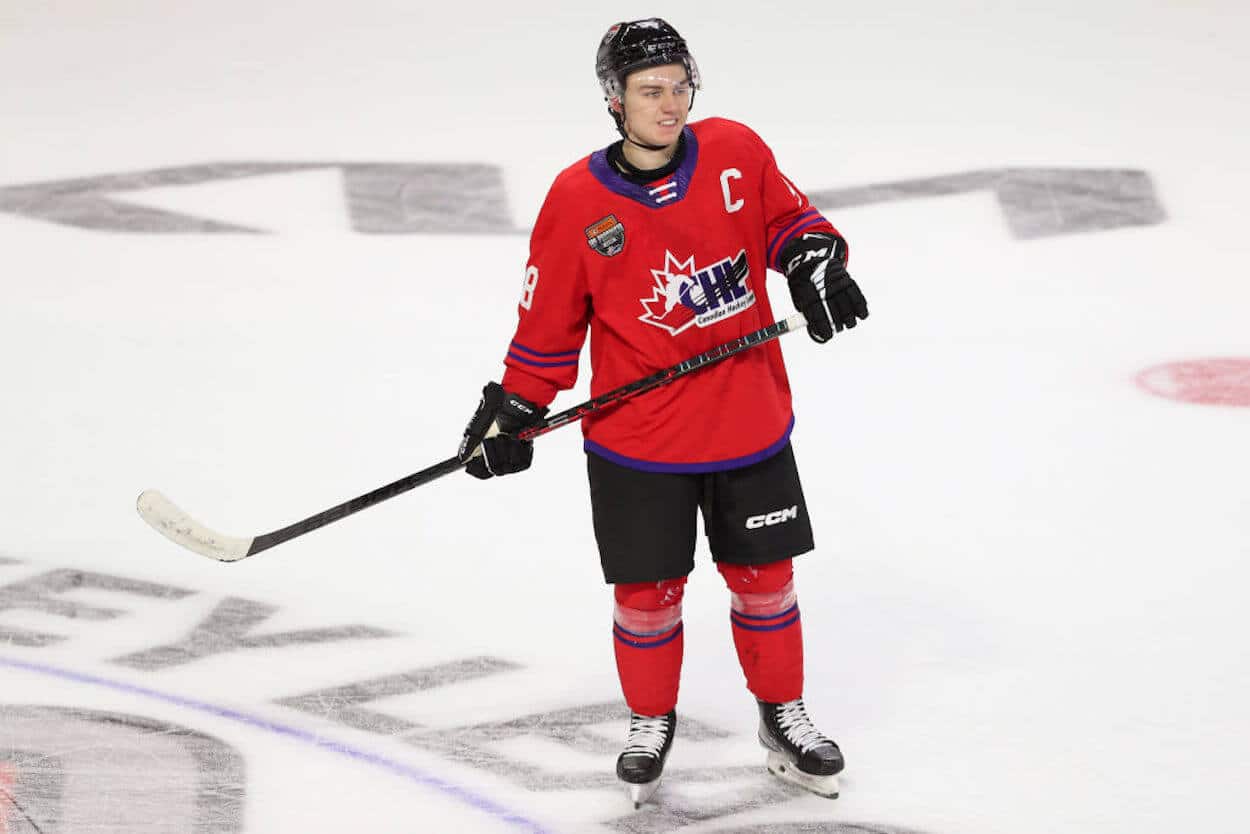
[595,18,701,142]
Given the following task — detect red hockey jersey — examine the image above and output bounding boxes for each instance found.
[501,117,838,473]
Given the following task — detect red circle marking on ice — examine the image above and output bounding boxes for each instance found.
[1135,358,1250,406]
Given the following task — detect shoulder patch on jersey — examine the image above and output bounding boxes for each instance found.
[585,214,625,257]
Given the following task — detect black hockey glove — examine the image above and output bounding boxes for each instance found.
[780,232,868,343]
[459,382,548,480]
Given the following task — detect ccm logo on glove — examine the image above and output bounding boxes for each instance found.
[780,231,868,343]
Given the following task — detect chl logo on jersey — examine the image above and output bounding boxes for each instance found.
[585,214,625,257]
[638,249,756,335]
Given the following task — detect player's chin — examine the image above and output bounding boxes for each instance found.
[654,120,684,140]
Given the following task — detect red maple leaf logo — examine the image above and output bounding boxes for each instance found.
[639,251,702,335]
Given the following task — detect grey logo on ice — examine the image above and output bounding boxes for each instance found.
[0,559,946,834]
[0,164,1166,239]
[746,505,799,529]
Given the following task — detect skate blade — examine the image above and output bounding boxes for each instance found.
[766,751,840,799]
[624,776,662,809]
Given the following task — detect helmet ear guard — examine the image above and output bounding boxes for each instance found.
[607,96,625,134]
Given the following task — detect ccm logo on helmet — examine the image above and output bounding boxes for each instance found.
[745,506,799,529]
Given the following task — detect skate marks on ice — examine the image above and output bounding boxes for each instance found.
[0,705,244,834]
[0,163,1162,240]
[0,560,939,834]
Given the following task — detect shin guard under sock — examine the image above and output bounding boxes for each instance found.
[719,560,803,703]
[613,577,686,716]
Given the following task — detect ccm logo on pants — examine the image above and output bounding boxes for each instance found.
[745,506,799,529]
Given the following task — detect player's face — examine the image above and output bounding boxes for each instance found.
[619,63,693,149]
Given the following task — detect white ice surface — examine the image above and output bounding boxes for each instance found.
[2,2,1249,833]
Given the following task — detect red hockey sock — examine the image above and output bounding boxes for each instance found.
[613,577,687,716]
[719,560,803,703]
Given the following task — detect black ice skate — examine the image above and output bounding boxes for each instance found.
[757,698,843,799]
[616,710,676,808]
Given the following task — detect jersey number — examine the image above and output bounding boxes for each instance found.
[520,265,539,310]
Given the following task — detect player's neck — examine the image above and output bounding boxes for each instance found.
[621,139,679,172]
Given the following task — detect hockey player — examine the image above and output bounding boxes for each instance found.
[460,18,867,806]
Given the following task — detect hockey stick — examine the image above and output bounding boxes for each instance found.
[137,311,809,562]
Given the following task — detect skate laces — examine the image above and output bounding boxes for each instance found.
[623,713,671,757]
[774,698,832,754]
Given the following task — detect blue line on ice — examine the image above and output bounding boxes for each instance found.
[0,654,556,834]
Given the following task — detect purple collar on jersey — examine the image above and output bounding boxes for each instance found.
[589,127,699,208]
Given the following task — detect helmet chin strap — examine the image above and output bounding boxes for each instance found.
[626,134,671,153]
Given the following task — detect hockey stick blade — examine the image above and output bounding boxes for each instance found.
[136,490,254,562]
[137,454,468,562]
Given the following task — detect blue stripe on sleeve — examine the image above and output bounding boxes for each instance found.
[766,209,821,268]
[510,341,581,359]
[769,217,831,272]
[507,351,579,368]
